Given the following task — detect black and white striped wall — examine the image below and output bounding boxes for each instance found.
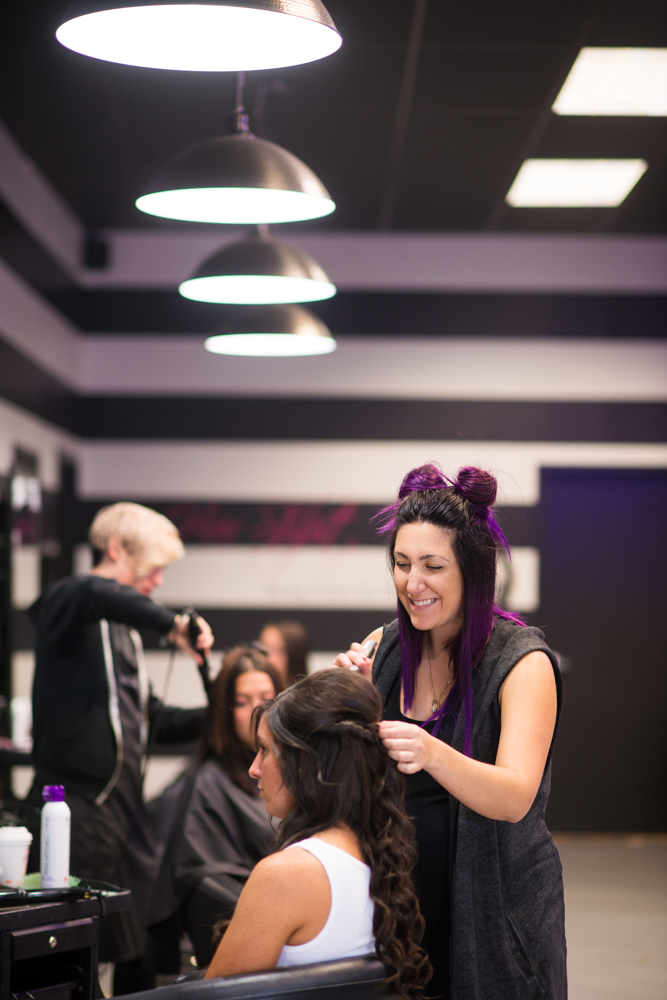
[1,117,666,822]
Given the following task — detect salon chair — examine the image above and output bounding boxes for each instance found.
[120,956,390,1000]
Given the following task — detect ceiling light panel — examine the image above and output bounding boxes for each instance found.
[506,159,648,208]
[56,3,342,72]
[553,48,667,116]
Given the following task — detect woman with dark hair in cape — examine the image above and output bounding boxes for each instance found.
[147,646,282,971]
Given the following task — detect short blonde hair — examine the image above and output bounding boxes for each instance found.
[90,502,184,575]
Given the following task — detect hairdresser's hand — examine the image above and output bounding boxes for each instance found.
[332,642,373,677]
[169,614,214,666]
[378,720,434,774]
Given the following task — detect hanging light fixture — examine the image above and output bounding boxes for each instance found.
[136,89,335,225]
[205,303,336,356]
[179,228,336,303]
[56,1,342,73]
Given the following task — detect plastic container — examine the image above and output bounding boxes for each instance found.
[0,826,33,886]
[41,786,71,889]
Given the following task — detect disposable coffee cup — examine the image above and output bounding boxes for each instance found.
[0,827,33,887]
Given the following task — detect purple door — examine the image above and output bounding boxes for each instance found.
[540,468,667,832]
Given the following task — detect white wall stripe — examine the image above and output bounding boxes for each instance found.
[154,545,396,611]
[4,254,659,402]
[152,544,540,614]
[0,396,77,489]
[74,542,539,614]
[78,336,667,402]
[11,545,41,609]
[0,259,80,387]
[500,547,540,613]
[85,229,667,295]
[78,440,667,507]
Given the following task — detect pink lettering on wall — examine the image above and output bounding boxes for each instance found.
[160,503,370,546]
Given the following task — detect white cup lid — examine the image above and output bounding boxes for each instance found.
[0,826,33,843]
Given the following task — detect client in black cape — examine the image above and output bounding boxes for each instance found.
[147,646,283,971]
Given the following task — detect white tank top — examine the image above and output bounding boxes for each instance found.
[276,837,375,967]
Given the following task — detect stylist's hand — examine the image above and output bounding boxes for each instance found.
[169,614,214,666]
[332,642,373,677]
[378,720,433,774]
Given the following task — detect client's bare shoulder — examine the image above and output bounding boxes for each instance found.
[205,845,331,977]
[252,844,329,898]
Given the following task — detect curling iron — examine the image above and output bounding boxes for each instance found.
[182,606,212,699]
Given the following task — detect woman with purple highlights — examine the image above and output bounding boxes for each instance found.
[334,464,566,1000]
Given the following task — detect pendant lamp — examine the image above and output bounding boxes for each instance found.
[56,1,342,72]
[136,106,334,225]
[205,303,336,356]
[179,229,336,303]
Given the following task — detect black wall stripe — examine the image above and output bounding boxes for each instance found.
[69,501,541,547]
[1,334,664,442]
[1,190,666,340]
[0,199,74,299]
[75,396,667,442]
[13,606,545,654]
[50,288,667,338]
[0,336,75,431]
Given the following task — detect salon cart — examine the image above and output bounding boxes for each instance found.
[0,883,131,1000]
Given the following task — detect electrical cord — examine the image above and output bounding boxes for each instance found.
[142,609,210,781]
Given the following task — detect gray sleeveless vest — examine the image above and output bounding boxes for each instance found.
[373,618,567,1000]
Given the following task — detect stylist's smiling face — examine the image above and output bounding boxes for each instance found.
[393,522,464,639]
[249,718,296,819]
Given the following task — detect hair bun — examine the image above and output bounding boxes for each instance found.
[397,463,448,500]
[455,467,497,509]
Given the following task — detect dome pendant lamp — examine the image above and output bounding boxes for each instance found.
[136,91,335,225]
[56,1,342,73]
[205,303,336,356]
[179,227,336,303]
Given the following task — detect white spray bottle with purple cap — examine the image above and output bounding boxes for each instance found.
[41,785,71,888]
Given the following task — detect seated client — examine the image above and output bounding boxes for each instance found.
[205,669,431,999]
[147,646,282,970]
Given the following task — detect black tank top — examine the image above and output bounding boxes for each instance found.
[385,672,453,999]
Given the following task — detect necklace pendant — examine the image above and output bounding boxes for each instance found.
[430,698,439,714]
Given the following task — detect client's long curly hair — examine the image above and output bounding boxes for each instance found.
[254,669,431,1000]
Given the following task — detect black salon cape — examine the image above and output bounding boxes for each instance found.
[147,758,275,972]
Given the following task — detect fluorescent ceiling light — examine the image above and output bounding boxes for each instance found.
[506,159,648,208]
[56,2,342,72]
[205,333,336,356]
[180,274,336,304]
[553,48,667,116]
[136,186,335,225]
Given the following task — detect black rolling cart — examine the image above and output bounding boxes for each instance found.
[0,883,131,1000]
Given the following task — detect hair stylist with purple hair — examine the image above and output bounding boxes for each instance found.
[334,465,566,1000]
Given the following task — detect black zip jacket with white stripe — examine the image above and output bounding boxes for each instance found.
[29,575,205,802]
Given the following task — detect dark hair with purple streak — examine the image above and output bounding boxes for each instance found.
[374,464,524,756]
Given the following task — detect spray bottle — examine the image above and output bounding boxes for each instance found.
[41,785,71,888]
